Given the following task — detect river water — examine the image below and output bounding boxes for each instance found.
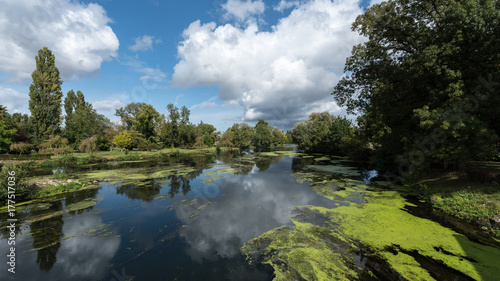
[1,150,499,280]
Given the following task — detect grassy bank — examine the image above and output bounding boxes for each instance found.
[417,161,500,238]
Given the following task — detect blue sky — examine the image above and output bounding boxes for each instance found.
[0,0,380,131]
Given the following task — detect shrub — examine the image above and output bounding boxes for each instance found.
[79,135,99,156]
[9,142,34,155]
[0,162,39,205]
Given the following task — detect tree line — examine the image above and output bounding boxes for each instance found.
[329,0,500,176]
[0,47,287,156]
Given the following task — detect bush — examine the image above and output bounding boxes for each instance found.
[9,142,34,155]
[59,155,78,168]
[137,142,148,151]
[0,162,39,205]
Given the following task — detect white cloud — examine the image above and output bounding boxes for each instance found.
[92,96,126,113]
[190,96,218,110]
[0,0,119,82]
[221,0,265,22]
[0,87,29,113]
[274,0,301,12]
[124,57,167,87]
[172,0,366,129]
[129,35,160,51]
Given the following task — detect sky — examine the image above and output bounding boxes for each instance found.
[0,0,382,132]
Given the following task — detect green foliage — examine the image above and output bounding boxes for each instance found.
[9,142,34,155]
[115,102,146,129]
[78,135,99,156]
[230,123,254,149]
[219,129,234,147]
[39,135,71,158]
[291,112,360,156]
[0,117,16,153]
[252,119,273,148]
[431,191,499,230]
[134,104,161,140]
[29,47,63,146]
[332,0,500,173]
[64,90,108,147]
[0,162,39,205]
[113,130,133,151]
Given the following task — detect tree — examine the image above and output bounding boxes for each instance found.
[219,129,234,147]
[115,102,146,129]
[39,135,71,158]
[160,104,180,147]
[290,121,312,151]
[78,135,99,156]
[272,127,286,146]
[332,0,500,173]
[10,142,34,155]
[230,123,254,149]
[113,131,132,152]
[64,90,107,146]
[29,47,63,146]
[135,104,161,140]
[0,105,16,153]
[253,119,273,148]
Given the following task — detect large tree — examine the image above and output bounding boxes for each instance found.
[64,90,107,146]
[253,119,273,148]
[332,0,500,174]
[0,105,16,153]
[133,104,161,141]
[29,47,63,146]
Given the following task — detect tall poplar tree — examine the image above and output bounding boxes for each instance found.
[29,47,63,146]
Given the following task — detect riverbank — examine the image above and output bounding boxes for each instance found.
[0,147,239,206]
[416,161,500,239]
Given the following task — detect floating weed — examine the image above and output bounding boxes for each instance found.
[201,175,226,184]
[204,168,238,176]
[25,197,101,224]
[307,165,361,177]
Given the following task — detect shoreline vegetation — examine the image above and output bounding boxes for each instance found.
[1,147,499,241]
[0,146,240,208]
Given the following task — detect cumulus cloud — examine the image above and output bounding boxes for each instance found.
[92,98,126,113]
[172,0,366,129]
[129,35,160,51]
[0,0,119,82]
[0,87,29,113]
[221,0,265,22]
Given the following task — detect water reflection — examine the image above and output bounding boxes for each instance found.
[31,200,64,271]
[174,157,336,262]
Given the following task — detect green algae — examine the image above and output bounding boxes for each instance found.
[204,168,238,176]
[201,175,226,184]
[242,221,361,280]
[82,164,197,184]
[243,166,500,280]
[307,164,361,177]
[25,197,101,224]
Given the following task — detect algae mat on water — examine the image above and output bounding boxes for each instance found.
[242,177,500,280]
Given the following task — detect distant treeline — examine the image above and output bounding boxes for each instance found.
[0,47,287,156]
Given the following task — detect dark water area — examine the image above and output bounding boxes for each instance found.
[0,151,346,281]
